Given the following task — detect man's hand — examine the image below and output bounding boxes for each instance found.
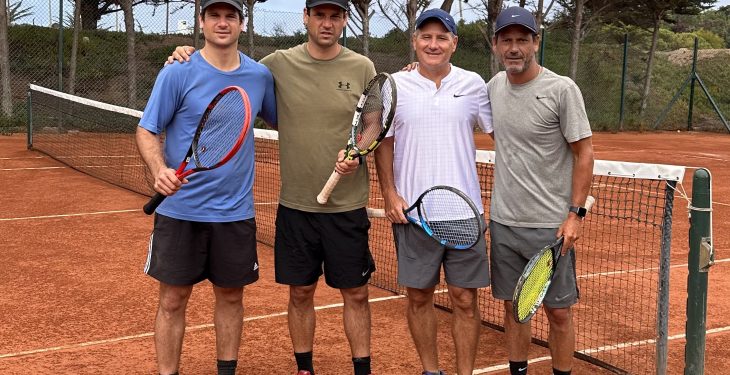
[154,166,187,196]
[401,62,418,72]
[165,46,197,66]
[382,190,409,224]
[557,215,583,254]
[334,149,360,175]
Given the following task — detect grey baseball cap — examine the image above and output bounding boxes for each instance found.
[494,6,538,35]
[201,0,243,13]
[306,0,349,11]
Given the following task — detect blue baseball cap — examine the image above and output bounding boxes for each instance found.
[494,6,538,35]
[415,8,458,36]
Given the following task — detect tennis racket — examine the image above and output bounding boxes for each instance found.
[316,72,397,204]
[368,186,484,250]
[142,86,252,215]
[512,195,596,323]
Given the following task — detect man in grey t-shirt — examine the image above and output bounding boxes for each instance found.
[487,7,594,375]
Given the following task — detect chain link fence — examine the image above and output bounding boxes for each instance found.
[2,1,729,133]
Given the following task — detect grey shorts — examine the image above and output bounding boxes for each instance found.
[489,220,579,308]
[392,222,490,289]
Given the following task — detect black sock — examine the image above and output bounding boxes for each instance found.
[553,369,571,375]
[295,351,314,374]
[217,359,237,375]
[352,356,371,375]
[509,360,528,375]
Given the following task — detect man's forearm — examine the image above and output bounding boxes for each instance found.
[135,126,166,176]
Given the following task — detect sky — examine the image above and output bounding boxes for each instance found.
[17,0,730,36]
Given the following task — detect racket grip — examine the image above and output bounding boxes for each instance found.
[143,193,167,215]
[316,170,342,204]
[366,208,386,218]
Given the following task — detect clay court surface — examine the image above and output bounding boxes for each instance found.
[0,131,728,374]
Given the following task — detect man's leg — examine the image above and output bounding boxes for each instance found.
[545,306,574,372]
[448,286,480,375]
[155,282,193,375]
[213,286,244,361]
[504,300,531,374]
[406,286,439,373]
[340,284,371,357]
[289,283,318,373]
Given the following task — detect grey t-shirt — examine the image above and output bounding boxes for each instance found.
[487,68,592,227]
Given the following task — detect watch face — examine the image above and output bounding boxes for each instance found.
[570,206,586,217]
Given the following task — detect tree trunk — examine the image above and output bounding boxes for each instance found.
[568,0,584,81]
[80,1,101,30]
[352,0,371,56]
[68,0,82,94]
[246,0,255,58]
[122,0,136,108]
[194,0,201,49]
[0,0,12,116]
[440,0,454,12]
[407,0,417,62]
[488,0,503,77]
[639,17,660,117]
[536,0,544,30]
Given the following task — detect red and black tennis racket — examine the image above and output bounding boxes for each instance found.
[143,86,252,215]
[316,72,397,204]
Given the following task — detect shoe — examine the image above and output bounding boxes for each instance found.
[296,371,312,375]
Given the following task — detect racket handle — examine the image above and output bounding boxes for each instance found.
[366,208,386,218]
[316,170,342,205]
[143,193,167,215]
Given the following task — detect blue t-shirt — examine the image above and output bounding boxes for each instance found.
[139,51,277,222]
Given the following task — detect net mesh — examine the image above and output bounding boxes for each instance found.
[27,85,682,374]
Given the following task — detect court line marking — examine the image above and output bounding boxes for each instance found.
[0,209,140,221]
[473,325,730,374]
[0,156,45,160]
[0,166,66,171]
[0,294,408,360]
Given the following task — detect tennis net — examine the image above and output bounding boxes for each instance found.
[27,84,684,374]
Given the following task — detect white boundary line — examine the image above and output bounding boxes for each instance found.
[0,156,45,160]
[473,326,730,374]
[0,294,407,359]
[0,209,140,221]
[1,166,66,171]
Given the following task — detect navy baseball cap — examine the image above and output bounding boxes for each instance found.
[201,0,243,13]
[415,8,458,35]
[306,0,349,11]
[494,6,538,35]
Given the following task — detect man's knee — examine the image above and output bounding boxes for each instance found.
[341,285,369,306]
[290,284,317,307]
[214,286,244,305]
[545,307,572,327]
[448,287,478,313]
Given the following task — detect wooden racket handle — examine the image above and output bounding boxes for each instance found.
[316,169,342,204]
[366,208,386,218]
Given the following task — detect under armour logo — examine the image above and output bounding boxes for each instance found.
[338,81,351,90]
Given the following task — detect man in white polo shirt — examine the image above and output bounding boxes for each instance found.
[374,8,492,375]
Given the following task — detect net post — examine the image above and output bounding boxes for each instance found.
[656,180,676,375]
[26,86,32,149]
[684,168,712,375]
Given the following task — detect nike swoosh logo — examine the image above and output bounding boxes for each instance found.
[554,294,571,302]
[453,94,466,97]
[518,367,527,372]
[361,268,369,277]
[511,14,520,18]
[536,95,546,99]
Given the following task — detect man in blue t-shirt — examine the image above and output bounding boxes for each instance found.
[135,0,276,373]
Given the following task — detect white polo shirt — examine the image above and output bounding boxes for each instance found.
[387,65,492,216]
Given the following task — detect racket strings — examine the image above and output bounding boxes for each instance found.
[515,252,555,321]
[194,91,246,168]
[419,188,481,248]
[354,78,394,151]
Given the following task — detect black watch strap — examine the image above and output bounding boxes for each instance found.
[569,205,587,218]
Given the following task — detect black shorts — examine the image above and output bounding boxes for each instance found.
[274,205,375,289]
[144,214,259,288]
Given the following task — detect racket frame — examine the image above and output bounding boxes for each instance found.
[405,185,484,250]
[143,86,252,215]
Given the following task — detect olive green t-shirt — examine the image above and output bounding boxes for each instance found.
[260,43,376,212]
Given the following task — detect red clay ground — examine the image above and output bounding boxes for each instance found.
[1,131,728,374]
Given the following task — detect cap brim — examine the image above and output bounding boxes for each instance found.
[307,0,348,10]
[202,0,243,13]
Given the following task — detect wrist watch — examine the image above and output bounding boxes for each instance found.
[569,205,587,219]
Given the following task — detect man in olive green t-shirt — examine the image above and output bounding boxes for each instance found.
[169,1,376,374]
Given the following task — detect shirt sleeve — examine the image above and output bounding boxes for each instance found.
[139,65,182,134]
[259,67,277,127]
[559,80,592,143]
[476,79,493,134]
